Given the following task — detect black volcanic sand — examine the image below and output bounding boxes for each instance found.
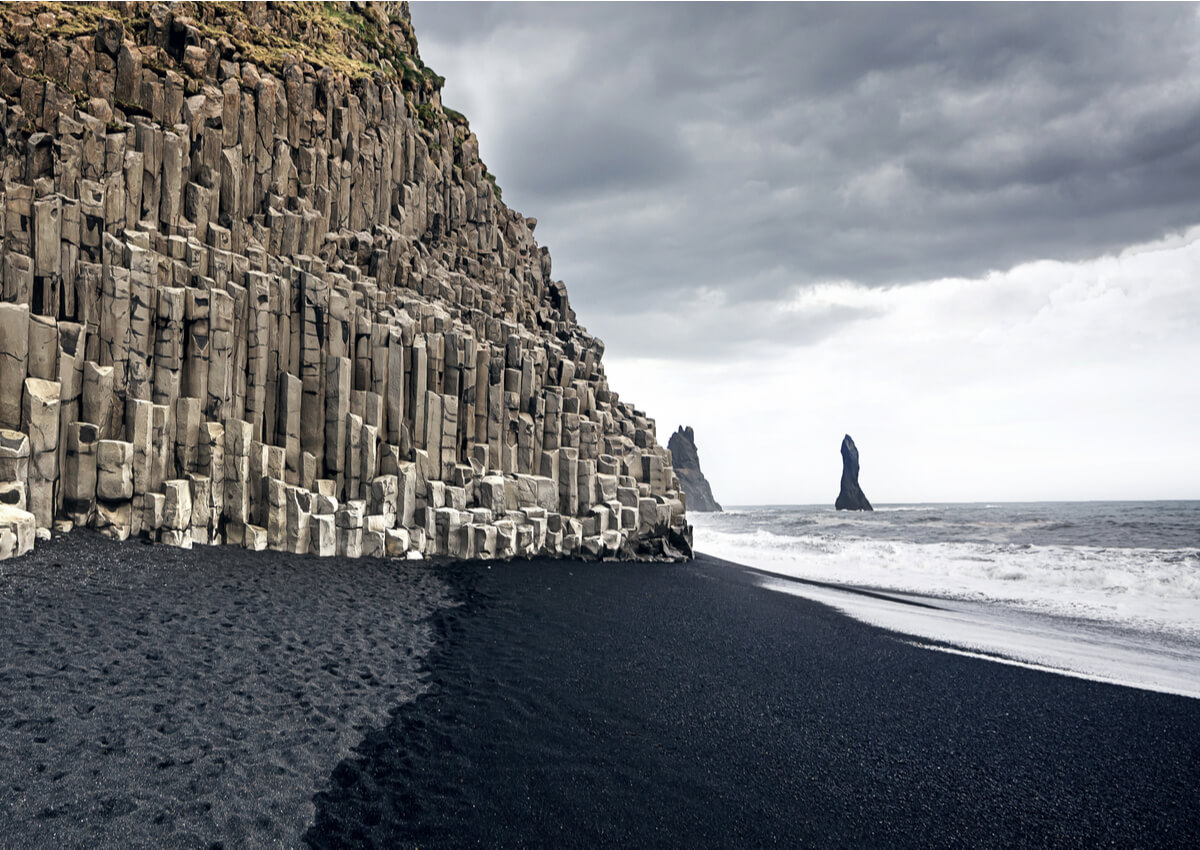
[307,554,1200,849]
[3,542,1199,847]
[0,530,451,847]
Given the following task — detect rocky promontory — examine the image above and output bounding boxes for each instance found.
[834,434,872,511]
[0,1,691,562]
[667,425,721,512]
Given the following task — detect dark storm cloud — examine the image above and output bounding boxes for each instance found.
[409,2,1200,357]
[506,112,688,198]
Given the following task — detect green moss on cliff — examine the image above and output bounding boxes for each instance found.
[0,1,504,202]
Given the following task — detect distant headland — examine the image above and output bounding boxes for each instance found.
[668,426,721,512]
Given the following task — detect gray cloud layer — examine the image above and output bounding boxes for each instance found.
[411,2,1200,357]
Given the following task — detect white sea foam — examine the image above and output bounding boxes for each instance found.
[692,518,1200,640]
[760,579,1200,699]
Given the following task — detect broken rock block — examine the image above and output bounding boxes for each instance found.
[162,479,192,532]
[0,505,36,559]
[27,315,58,381]
[150,404,172,493]
[223,419,252,528]
[0,303,29,430]
[265,477,287,551]
[310,513,335,556]
[515,524,535,557]
[22,378,61,529]
[337,526,363,558]
[0,430,30,506]
[143,492,165,538]
[385,527,410,557]
[244,524,268,551]
[312,491,338,516]
[434,507,465,557]
[601,529,625,556]
[188,475,212,545]
[495,520,517,559]
[198,422,224,540]
[286,486,311,555]
[638,497,659,533]
[473,524,498,559]
[581,535,604,559]
[95,499,132,542]
[369,474,398,527]
[479,475,505,513]
[126,398,153,495]
[362,530,386,558]
[160,529,193,549]
[96,439,134,502]
[82,362,114,440]
[63,422,99,524]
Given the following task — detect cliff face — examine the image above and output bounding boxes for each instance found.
[667,426,721,512]
[0,2,691,562]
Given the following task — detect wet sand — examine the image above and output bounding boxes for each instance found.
[3,541,1198,847]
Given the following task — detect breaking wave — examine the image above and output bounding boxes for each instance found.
[692,503,1200,640]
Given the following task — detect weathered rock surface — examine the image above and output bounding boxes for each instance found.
[0,2,690,561]
[835,434,872,511]
[667,426,721,512]
[0,503,35,558]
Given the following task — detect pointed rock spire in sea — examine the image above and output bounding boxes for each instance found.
[835,434,872,511]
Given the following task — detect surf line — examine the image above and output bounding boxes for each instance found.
[903,640,1200,700]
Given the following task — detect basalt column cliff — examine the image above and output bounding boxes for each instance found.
[0,2,691,561]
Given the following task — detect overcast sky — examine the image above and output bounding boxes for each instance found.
[410,2,1200,504]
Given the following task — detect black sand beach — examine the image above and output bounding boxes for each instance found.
[0,531,451,847]
[3,539,1198,847]
[307,554,1200,848]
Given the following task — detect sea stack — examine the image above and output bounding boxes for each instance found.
[835,434,873,511]
[667,426,721,512]
[0,2,690,562]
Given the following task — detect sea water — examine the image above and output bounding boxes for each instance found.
[692,502,1200,698]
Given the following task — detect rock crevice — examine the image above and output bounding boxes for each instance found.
[0,1,691,561]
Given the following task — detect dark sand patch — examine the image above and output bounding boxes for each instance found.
[307,554,1200,848]
[0,531,452,847]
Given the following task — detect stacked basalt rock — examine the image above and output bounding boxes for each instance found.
[0,1,692,562]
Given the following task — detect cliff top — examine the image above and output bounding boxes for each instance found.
[3,2,423,85]
[0,2,502,190]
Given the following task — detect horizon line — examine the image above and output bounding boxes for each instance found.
[710,498,1200,509]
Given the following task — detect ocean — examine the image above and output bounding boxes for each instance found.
[692,502,1200,697]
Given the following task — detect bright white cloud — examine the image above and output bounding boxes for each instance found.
[606,228,1200,505]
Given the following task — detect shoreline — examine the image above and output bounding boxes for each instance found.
[2,537,1198,846]
[708,553,1200,701]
